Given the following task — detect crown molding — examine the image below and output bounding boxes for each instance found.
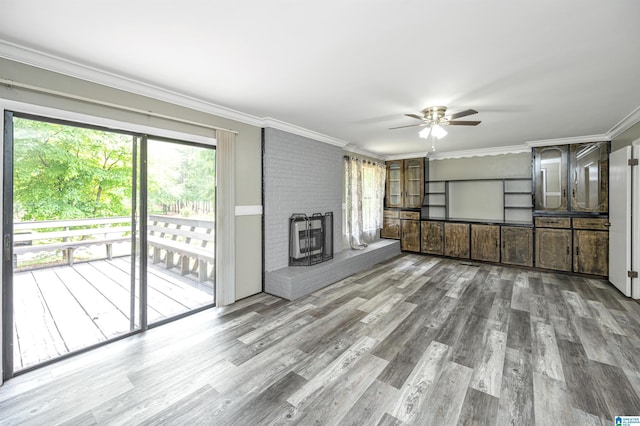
[0,39,268,128]
[607,105,640,140]
[0,40,358,149]
[385,145,531,161]
[262,117,349,147]
[428,145,530,160]
[525,134,609,147]
[343,144,385,160]
[385,151,429,161]
[386,145,529,161]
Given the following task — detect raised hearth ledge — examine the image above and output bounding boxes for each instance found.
[265,239,401,300]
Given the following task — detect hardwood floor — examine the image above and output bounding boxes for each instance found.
[12,257,213,371]
[1,254,639,425]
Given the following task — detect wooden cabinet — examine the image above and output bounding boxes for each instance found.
[534,145,568,211]
[385,158,424,209]
[381,210,400,239]
[404,158,424,208]
[421,221,444,255]
[569,142,609,213]
[573,217,609,276]
[444,223,470,259]
[535,227,572,271]
[501,226,533,267]
[574,230,608,276]
[385,160,404,208]
[534,142,609,213]
[534,216,571,229]
[400,211,420,252]
[534,216,608,276]
[471,224,500,262]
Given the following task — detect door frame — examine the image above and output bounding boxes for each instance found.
[0,101,217,380]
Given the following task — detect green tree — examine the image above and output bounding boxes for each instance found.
[13,118,133,221]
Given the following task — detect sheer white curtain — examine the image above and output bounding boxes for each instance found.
[345,155,386,249]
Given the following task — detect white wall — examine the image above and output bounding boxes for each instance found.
[427,152,532,221]
[429,152,531,180]
[0,57,263,300]
[263,128,343,272]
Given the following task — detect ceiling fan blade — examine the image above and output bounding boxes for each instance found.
[446,109,478,120]
[405,113,425,120]
[447,120,481,126]
[389,123,428,130]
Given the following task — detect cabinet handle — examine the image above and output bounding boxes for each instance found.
[566,246,570,256]
[562,189,566,198]
[576,247,579,255]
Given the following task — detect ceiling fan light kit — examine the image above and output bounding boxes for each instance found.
[390,105,481,151]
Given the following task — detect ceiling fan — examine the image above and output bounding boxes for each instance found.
[390,106,481,149]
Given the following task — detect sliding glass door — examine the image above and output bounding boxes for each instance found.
[145,138,216,324]
[2,112,216,378]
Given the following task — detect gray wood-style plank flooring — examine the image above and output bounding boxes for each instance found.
[1,254,640,425]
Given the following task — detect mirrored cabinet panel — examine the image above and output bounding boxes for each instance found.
[570,142,608,213]
[534,145,568,211]
[533,142,609,214]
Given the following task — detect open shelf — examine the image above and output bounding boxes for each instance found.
[423,177,533,224]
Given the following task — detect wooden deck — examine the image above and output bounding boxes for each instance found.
[12,256,214,371]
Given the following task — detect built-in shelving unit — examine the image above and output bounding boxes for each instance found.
[423,177,533,224]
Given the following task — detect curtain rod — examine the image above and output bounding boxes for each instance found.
[0,78,238,134]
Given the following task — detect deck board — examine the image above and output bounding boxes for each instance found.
[13,271,68,368]
[54,267,131,338]
[33,269,108,350]
[12,257,214,371]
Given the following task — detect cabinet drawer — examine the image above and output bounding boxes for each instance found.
[400,211,420,220]
[383,210,400,219]
[572,217,609,230]
[534,217,571,228]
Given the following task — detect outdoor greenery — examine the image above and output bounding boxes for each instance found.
[13,118,216,222]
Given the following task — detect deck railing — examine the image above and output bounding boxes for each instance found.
[13,217,132,269]
[13,216,215,282]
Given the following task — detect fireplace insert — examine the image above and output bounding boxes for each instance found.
[289,212,333,266]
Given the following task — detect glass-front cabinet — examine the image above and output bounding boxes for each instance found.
[569,142,608,212]
[534,145,568,211]
[384,158,424,208]
[404,158,424,208]
[385,160,403,208]
[533,142,608,213]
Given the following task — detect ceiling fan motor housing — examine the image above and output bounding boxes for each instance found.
[422,106,448,121]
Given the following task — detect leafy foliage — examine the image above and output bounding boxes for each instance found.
[13,118,216,221]
[13,118,133,221]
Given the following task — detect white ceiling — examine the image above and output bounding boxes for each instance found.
[1,0,639,157]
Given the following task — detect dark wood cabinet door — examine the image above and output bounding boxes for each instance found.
[401,220,420,252]
[444,223,470,259]
[471,224,500,262]
[501,226,533,267]
[535,228,572,271]
[574,230,608,276]
[421,221,444,255]
[381,218,400,239]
